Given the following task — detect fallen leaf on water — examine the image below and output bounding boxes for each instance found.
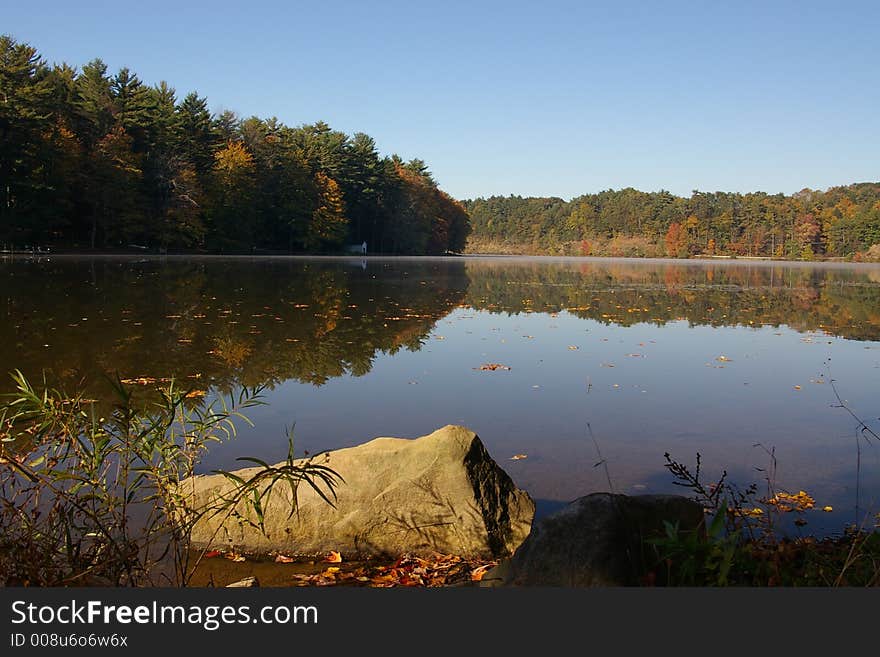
[120,376,172,385]
[275,554,295,563]
[185,390,206,398]
[324,551,343,563]
[716,355,732,362]
[474,363,511,371]
[510,454,528,460]
[324,567,341,574]
[823,506,833,512]
[600,362,615,368]
[204,550,221,559]
[766,490,815,512]
[568,345,579,350]
[793,385,801,390]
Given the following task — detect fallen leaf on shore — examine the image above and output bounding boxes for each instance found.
[470,564,495,581]
[510,454,528,460]
[324,551,343,563]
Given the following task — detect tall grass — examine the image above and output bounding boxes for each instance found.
[0,371,341,586]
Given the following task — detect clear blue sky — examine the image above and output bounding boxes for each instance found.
[5,0,879,200]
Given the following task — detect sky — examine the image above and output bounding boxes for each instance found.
[4,0,879,201]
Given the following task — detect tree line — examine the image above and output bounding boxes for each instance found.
[0,35,470,254]
[464,184,880,261]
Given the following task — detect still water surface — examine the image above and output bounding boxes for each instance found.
[3,255,880,535]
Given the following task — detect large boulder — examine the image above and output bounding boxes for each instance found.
[184,425,534,559]
[483,493,704,586]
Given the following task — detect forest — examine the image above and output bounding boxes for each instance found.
[0,35,470,255]
[464,185,880,261]
[5,34,880,262]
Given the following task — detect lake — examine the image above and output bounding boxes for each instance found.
[3,254,880,537]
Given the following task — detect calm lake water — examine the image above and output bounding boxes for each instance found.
[3,255,880,536]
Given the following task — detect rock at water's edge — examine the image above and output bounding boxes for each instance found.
[483,493,704,587]
[184,425,534,559]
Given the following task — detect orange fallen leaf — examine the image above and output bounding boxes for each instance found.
[510,454,528,460]
[275,554,295,563]
[471,563,496,582]
[324,550,343,563]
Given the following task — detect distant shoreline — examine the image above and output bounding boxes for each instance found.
[4,249,880,269]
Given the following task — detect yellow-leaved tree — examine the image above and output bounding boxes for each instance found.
[209,141,256,249]
[305,171,348,251]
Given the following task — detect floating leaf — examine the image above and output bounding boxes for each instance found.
[275,554,295,563]
[510,454,528,461]
[324,551,343,563]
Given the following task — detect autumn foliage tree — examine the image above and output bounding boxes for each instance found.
[305,172,348,251]
[665,222,687,257]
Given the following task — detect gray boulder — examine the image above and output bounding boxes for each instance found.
[183,425,534,559]
[482,493,704,586]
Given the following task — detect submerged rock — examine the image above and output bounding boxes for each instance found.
[482,493,704,586]
[184,425,534,559]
